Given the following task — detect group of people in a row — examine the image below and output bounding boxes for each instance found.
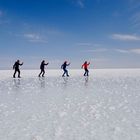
[13,60,90,78]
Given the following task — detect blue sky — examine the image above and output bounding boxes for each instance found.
[0,0,140,69]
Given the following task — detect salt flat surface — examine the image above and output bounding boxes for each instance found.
[0,69,140,140]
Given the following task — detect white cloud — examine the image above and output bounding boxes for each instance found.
[74,0,100,8]
[129,0,140,8]
[71,0,85,8]
[24,33,48,43]
[128,0,140,29]
[115,49,130,53]
[77,0,85,8]
[0,10,11,25]
[116,48,140,54]
[130,12,140,28]
[0,10,3,17]
[130,48,140,54]
[112,11,121,17]
[76,43,91,46]
[47,29,62,35]
[84,47,140,55]
[91,58,109,62]
[76,43,102,47]
[111,34,140,41]
[93,44,101,47]
[83,48,107,53]
[24,34,39,39]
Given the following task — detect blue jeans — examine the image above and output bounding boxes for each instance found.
[62,69,69,77]
[84,68,89,76]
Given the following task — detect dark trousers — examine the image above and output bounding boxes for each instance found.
[13,69,20,78]
[84,68,89,76]
[39,69,45,77]
[62,69,69,77]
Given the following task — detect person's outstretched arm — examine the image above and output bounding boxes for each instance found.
[88,62,90,65]
[19,62,23,65]
[67,63,70,66]
[45,62,49,65]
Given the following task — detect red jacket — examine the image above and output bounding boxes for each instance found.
[82,63,90,69]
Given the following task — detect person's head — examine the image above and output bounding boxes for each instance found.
[84,61,87,64]
[64,61,67,64]
[42,60,45,63]
[17,60,20,63]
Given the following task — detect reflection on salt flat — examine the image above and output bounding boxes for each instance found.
[0,70,140,140]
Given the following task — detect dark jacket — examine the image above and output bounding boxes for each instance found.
[40,61,49,70]
[13,62,23,70]
[61,62,70,69]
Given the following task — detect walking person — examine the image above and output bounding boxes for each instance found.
[61,61,70,77]
[13,60,23,78]
[38,60,49,77]
[81,61,90,76]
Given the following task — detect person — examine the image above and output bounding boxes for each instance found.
[81,61,90,76]
[38,60,49,77]
[13,60,23,78]
[61,61,70,77]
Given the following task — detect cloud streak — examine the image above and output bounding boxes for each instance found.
[0,10,3,17]
[76,42,91,46]
[116,48,140,54]
[77,0,85,8]
[128,0,140,29]
[129,48,140,54]
[82,48,107,53]
[111,34,140,41]
[74,0,100,8]
[130,11,140,28]
[24,33,48,43]
[82,47,140,55]
[76,43,102,47]
[71,0,85,8]
[115,49,130,53]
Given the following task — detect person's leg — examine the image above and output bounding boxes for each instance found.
[66,69,69,77]
[42,69,45,77]
[86,69,89,76]
[17,69,20,78]
[13,69,17,78]
[84,69,86,76]
[62,69,66,77]
[38,69,42,77]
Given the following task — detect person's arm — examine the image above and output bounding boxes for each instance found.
[88,62,90,65]
[67,63,70,66]
[45,62,49,65]
[13,63,15,69]
[61,64,63,69]
[19,62,23,66]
